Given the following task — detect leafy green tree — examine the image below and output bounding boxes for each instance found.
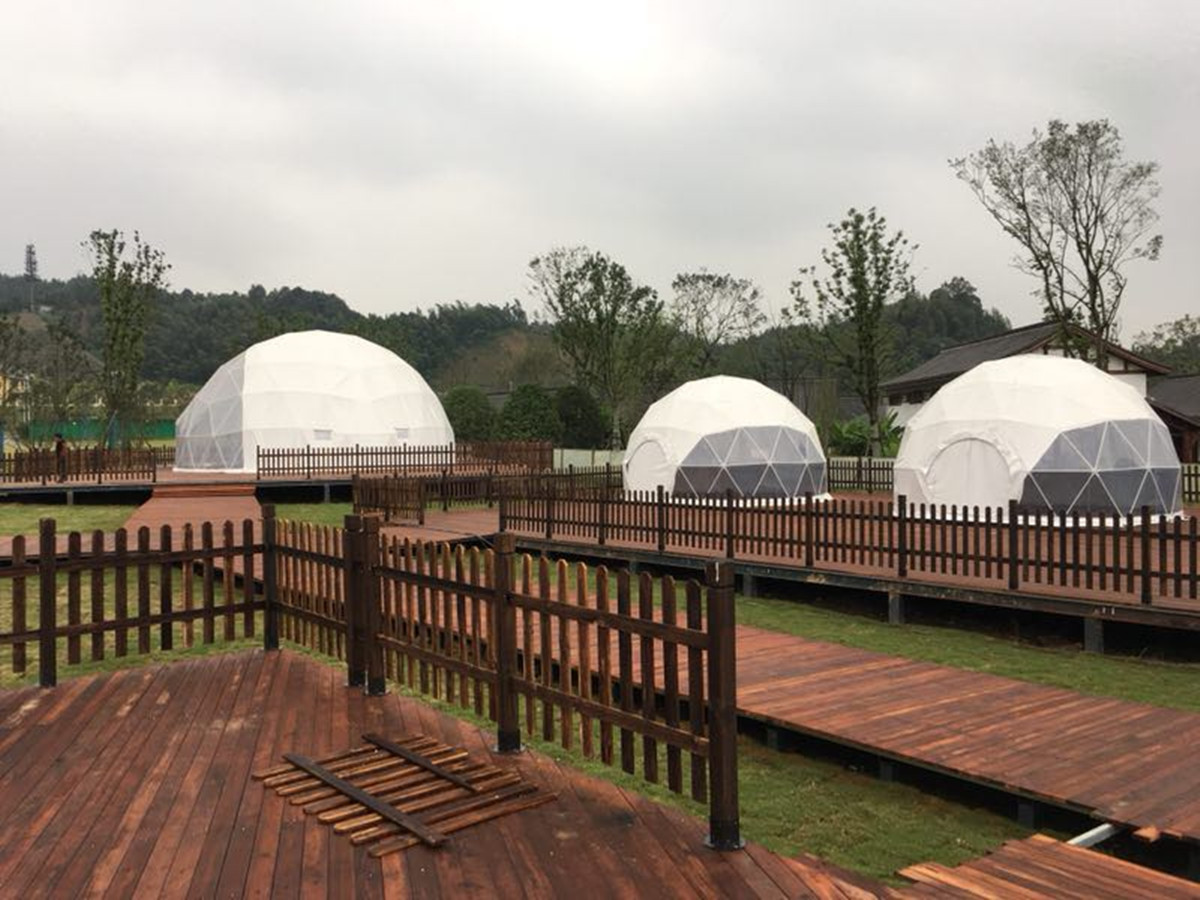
[670,270,764,376]
[26,322,96,426]
[529,246,675,447]
[86,229,170,445]
[952,120,1161,365]
[442,385,497,440]
[1134,315,1200,374]
[791,208,914,455]
[555,385,610,449]
[498,384,562,442]
[887,278,1011,374]
[826,412,902,458]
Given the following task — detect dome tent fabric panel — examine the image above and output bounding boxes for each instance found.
[175,330,453,473]
[624,375,827,499]
[894,355,1182,518]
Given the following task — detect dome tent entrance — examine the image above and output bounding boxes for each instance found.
[894,355,1182,518]
[175,331,454,473]
[623,376,827,499]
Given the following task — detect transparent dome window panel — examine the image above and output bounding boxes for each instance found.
[672,426,826,498]
[1096,424,1144,469]
[1149,426,1178,466]
[1098,469,1148,513]
[1025,471,1090,512]
[1035,436,1092,471]
[1113,420,1151,461]
[1065,424,1104,466]
[1152,469,1181,511]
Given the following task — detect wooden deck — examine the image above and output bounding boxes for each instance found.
[898,834,1200,898]
[733,629,1200,845]
[0,648,883,899]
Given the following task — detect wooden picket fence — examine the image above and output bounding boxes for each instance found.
[266,518,741,849]
[0,518,262,686]
[826,456,895,493]
[501,488,1200,609]
[353,465,624,524]
[256,441,554,479]
[0,446,165,485]
[1186,463,1200,503]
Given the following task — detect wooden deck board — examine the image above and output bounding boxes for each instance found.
[0,649,886,899]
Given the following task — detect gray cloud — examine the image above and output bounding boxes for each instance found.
[2,0,1196,337]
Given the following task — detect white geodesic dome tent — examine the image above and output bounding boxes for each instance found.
[175,330,453,472]
[623,375,827,498]
[894,355,1182,517]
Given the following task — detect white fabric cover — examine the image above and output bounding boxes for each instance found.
[894,355,1182,516]
[175,330,453,472]
[623,375,827,498]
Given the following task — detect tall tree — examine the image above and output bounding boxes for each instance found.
[1133,315,1200,374]
[952,120,1162,364]
[529,247,673,447]
[442,384,497,440]
[669,270,765,375]
[25,322,95,425]
[85,229,170,444]
[791,207,914,455]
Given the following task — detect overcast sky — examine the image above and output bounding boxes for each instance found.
[3,1,1197,339]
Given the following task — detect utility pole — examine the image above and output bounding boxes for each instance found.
[24,244,38,312]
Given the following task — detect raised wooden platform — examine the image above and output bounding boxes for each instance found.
[898,834,1200,898]
[0,649,882,898]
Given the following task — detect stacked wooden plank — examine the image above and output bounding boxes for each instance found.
[253,732,555,857]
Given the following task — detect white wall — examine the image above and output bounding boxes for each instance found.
[554,448,624,469]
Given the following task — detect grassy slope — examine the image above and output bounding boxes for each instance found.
[0,504,135,535]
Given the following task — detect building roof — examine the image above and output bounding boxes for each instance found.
[882,321,1172,396]
[1148,374,1200,427]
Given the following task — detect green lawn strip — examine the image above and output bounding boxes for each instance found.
[0,504,136,536]
[737,594,1200,712]
[274,502,354,528]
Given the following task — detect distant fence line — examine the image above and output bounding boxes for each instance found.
[256,441,554,479]
[500,487,1200,610]
[0,446,173,485]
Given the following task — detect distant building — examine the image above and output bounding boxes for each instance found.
[882,322,1198,462]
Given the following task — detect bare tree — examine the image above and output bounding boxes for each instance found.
[791,207,914,455]
[670,270,765,375]
[951,120,1162,365]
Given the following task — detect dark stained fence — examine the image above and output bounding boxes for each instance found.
[0,517,261,686]
[0,446,161,484]
[502,489,1200,610]
[262,516,741,849]
[826,456,895,493]
[1185,463,1200,504]
[256,441,554,479]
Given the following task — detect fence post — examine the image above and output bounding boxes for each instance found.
[362,515,386,695]
[1141,505,1152,606]
[1007,500,1019,591]
[418,479,427,526]
[804,491,815,568]
[38,518,58,687]
[656,484,666,554]
[545,479,555,541]
[896,495,908,578]
[705,561,741,850]
[856,455,864,493]
[343,514,365,686]
[441,468,449,512]
[598,480,608,547]
[724,489,735,560]
[493,532,521,752]
[262,504,279,651]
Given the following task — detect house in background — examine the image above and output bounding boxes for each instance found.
[882,321,1199,463]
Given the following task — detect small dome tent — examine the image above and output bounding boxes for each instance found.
[175,330,453,472]
[894,355,1182,518]
[623,376,827,498]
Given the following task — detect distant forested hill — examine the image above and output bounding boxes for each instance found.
[0,274,531,386]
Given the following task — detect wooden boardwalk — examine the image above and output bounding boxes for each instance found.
[0,649,883,899]
[898,834,1200,898]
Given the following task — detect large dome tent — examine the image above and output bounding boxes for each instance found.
[175,331,453,472]
[894,355,1182,518]
[623,375,827,498]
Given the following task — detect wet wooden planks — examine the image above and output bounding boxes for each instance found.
[897,833,1200,898]
[0,648,882,899]
[734,627,1200,845]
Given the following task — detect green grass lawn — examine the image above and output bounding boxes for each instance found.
[0,504,136,536]
[275,502,354,528]
[737,594,1200,713]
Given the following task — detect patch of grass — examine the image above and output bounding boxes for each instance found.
[737,594,1200,712]
[366,663,1028,883]
[0,504,135,536]
[275,502,354,528]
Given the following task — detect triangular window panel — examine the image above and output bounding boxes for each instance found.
[1096,424,1143,470]
[1033,436,1091,472]
[771,429,807,464]
[709,468,739,497]
[1028,471,1090,514]
[756,467,788,498]
[727,430,769,466]
[1097,468,1147,515]
[772,464,806,496]
[1112,420,1150,466]
[1063,424,1104,466]
[796,467,819,497]
[705,430,738,464]
[743,427,783,461]
[728,465,766,497]
[678,466,722,496]
[1072,474,1116,517]
[809,462,828,494]
[1019,475,1052,513]
[1130,471,1162,514]
[680,437,721,467]
[1148,425,1179,466]
[1152,468,1181,512]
